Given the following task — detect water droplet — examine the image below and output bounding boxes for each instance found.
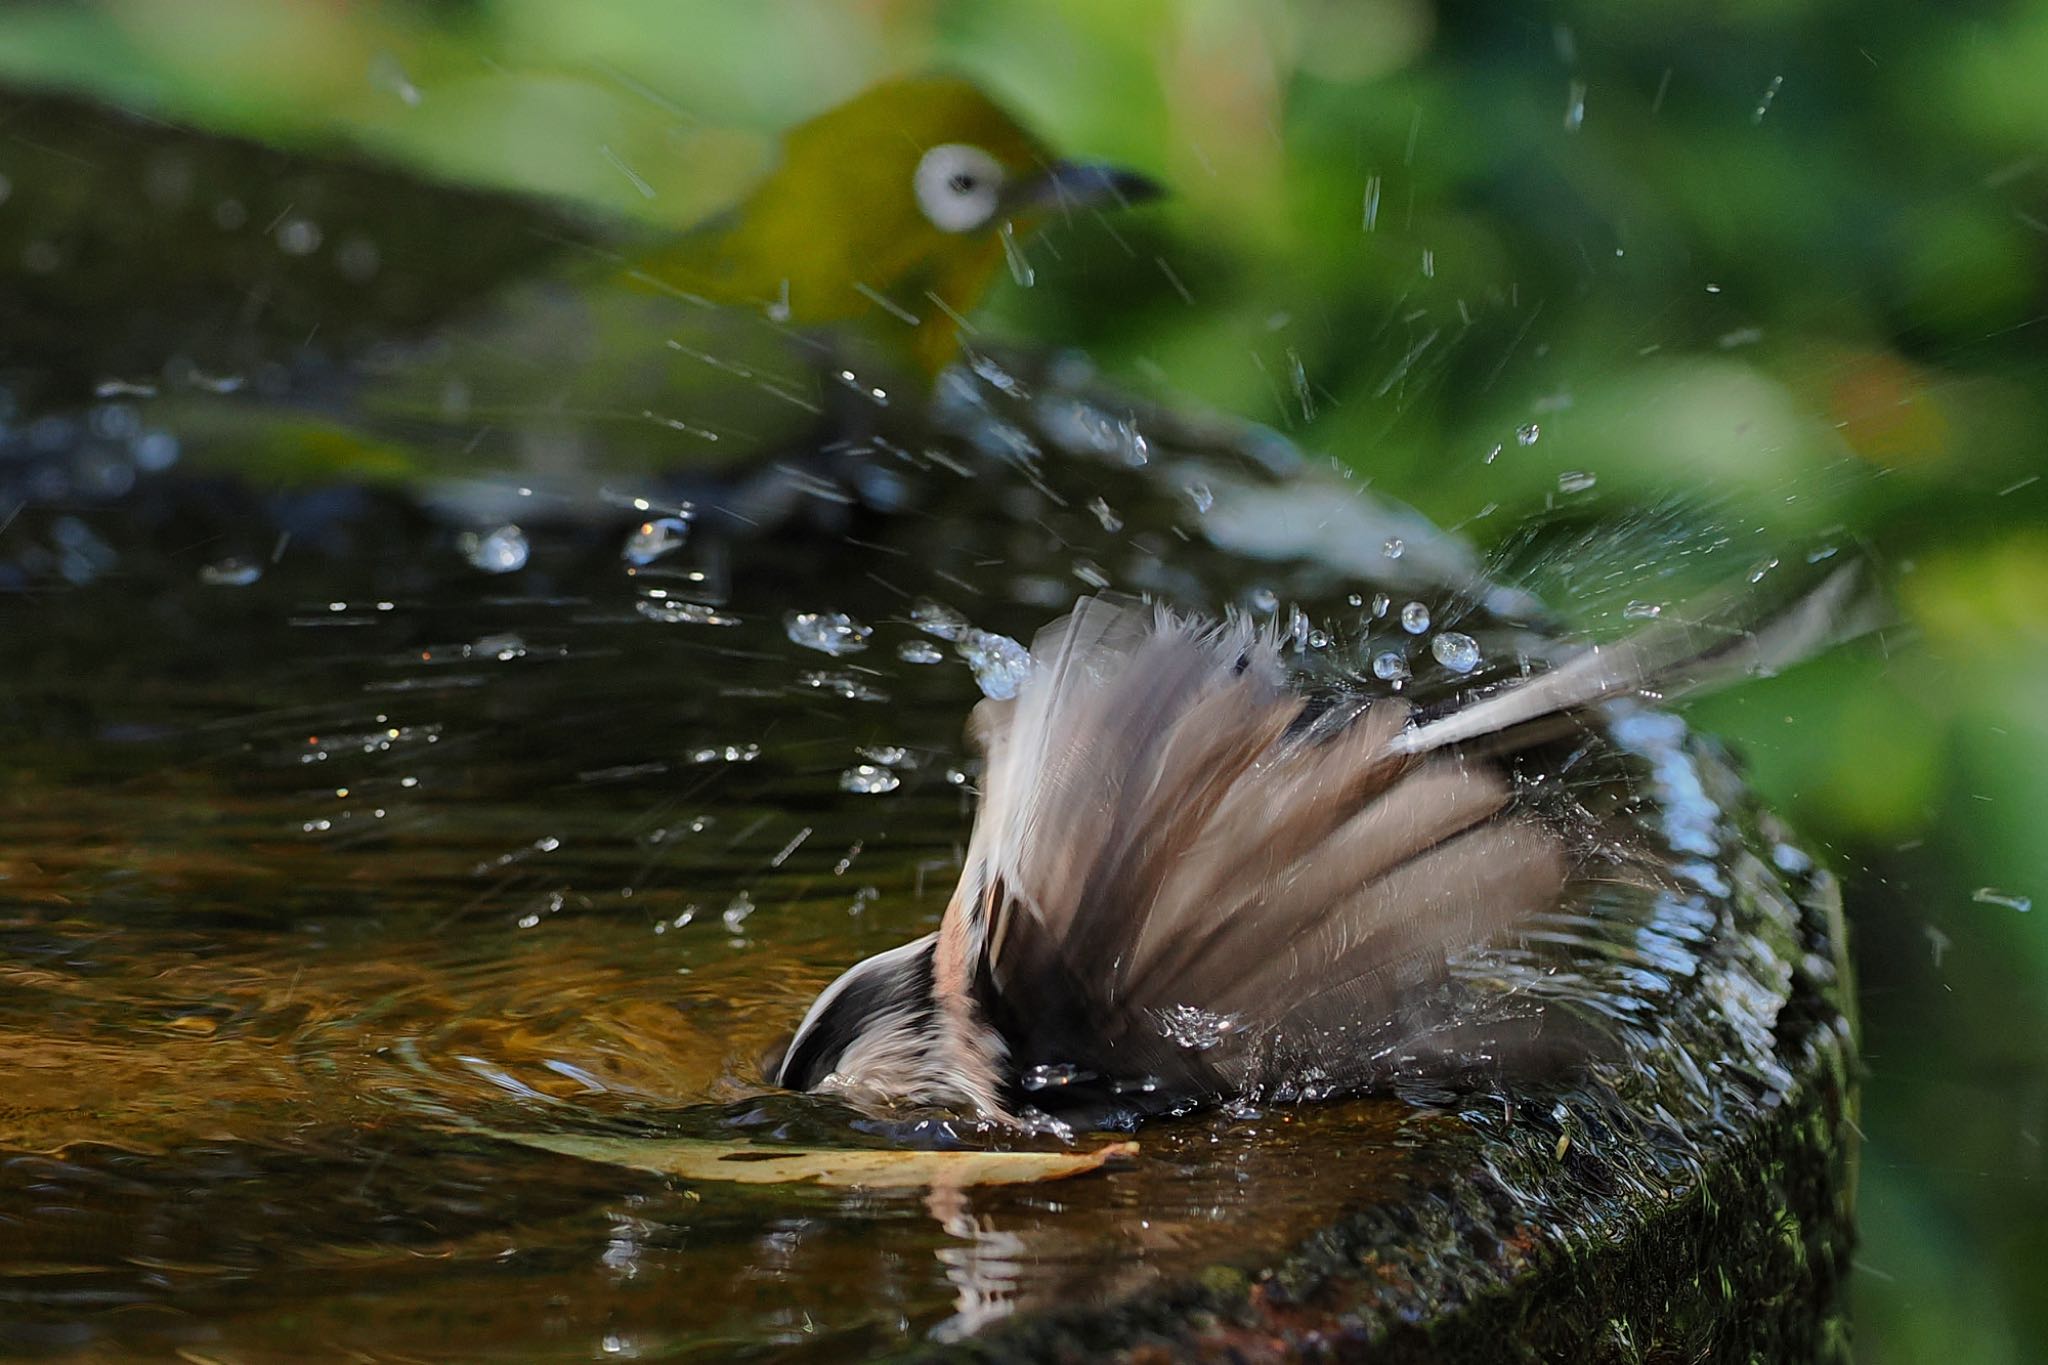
[476,632,527,662]
[999,221,1035,287]
[1022,392,1129,459]
[1287,347,1315,422]
[274,217,323,256]
[970,419,1043,469]
[958,629,1032,700]
[1021,1063,1085,1091]
[1623,601,1664,620]
[831,367,888,408]
[1557,470,1597,494]
[1516,423,1541,446]
[198,556,261,587]
[1752,74,1784,123]
[897,639,944,665]
[910,599,969,641]
[785,610,871,657]
[1347,593,1365,608]
[1400,601,1431,634]
[688,744,759,764]
[1371,593,1391,618]
[188,370,246,396]
[1181,480,1216,515]
[1564,80,1587,131]
[1372,651,1411,682]
[1087,497,1124,532]
[635,598,738,626]
[1972,886,2032,913]
[839,764,901,795]
[1772,843,1813,875]
[797,670,889,703]
[369,50,423,106]
[721,892,755,933]
[459,525,528,574]
[969,354,1028,400]
[1249,586,1280,613]
[133,431,180,471]
[1382,537,1405,560]
[1431,631,1481,674]
[1484,442,1504,464]
[622,516,690,566]
[1150,1003,1239,1051]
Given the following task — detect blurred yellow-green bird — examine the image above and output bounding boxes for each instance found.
[635,75,1157,373]
[210,75,1160,506]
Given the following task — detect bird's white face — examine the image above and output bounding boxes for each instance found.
[912,142,1007,234]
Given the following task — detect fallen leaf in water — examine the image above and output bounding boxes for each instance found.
[479,1129,1139,1188]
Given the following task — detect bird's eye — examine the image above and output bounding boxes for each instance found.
[914,143,1005,233]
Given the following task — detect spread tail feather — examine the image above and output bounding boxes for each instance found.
[949,571,1869,1108]
[949,598,1561,1105]
[1392,563,1871,758]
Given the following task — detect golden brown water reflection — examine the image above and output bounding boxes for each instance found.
[0,781,1429,1358]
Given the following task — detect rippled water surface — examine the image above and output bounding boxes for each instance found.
[0,334,1841,1359]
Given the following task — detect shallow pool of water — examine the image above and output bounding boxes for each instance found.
[0,339,1850,1358]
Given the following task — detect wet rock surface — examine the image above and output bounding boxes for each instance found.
[921,745,1854,1364]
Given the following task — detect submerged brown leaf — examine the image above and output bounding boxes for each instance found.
[483,1129,1139,1188]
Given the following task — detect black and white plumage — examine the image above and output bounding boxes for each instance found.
[774,576,1862,1126]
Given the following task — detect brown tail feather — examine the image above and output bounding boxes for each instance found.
[954,598,1571,1101]
[951,571,1867,1107]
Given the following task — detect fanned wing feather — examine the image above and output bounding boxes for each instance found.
[946,597,1570,1105]
[1391,564,1868,758]
[941,571,1870,1111]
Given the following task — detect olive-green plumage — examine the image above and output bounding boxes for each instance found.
[632,76,1063,375]
[179,75,1157,495]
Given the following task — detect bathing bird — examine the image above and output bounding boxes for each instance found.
[774,577,1863,1128]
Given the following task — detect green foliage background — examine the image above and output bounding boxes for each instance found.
[3,1,2045,1356]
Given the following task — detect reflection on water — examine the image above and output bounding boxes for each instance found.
[1,345,1847,1358]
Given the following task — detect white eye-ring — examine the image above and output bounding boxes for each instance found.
[913,142,1005,233]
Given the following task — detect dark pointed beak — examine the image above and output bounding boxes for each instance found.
[1006,159,1164,217]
